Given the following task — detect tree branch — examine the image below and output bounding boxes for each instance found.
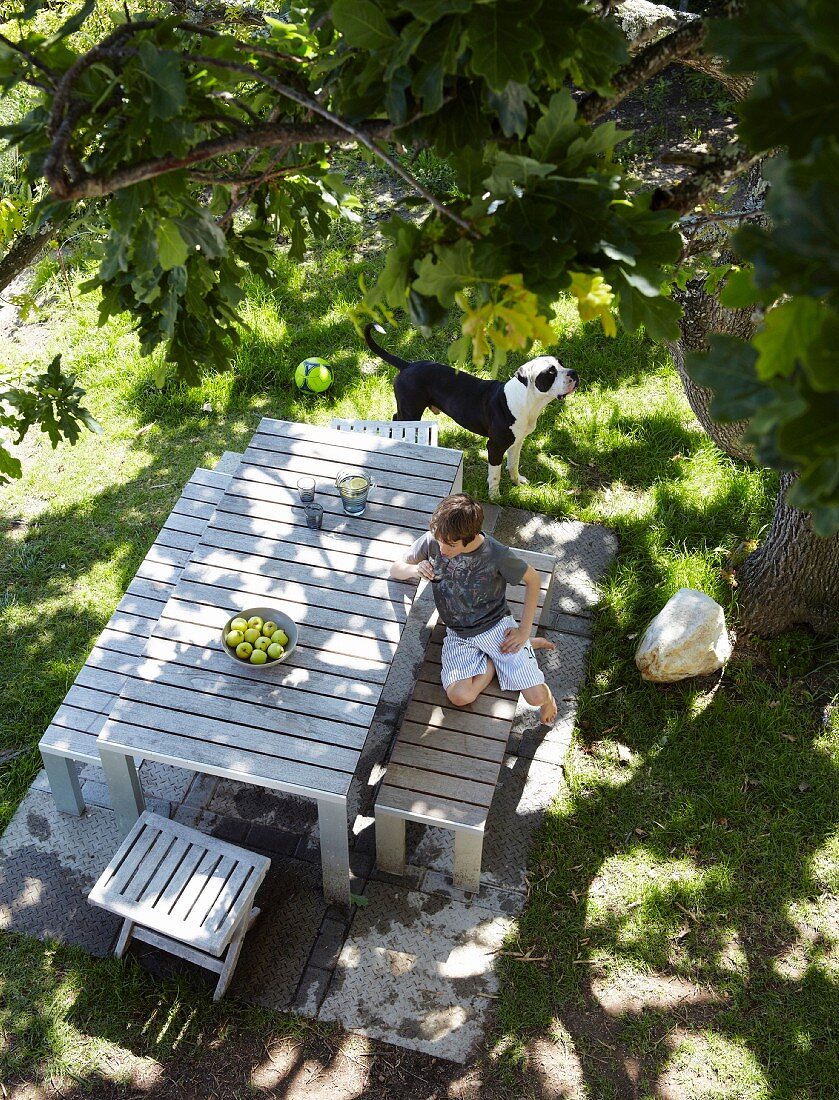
[46,120,394,199]
[578,18,707,123]
[181,55,479,237]
[578,0,747,123]
[652,143,764,214]
[0,30,58,89]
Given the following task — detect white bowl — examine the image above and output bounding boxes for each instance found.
[221,606,298,669]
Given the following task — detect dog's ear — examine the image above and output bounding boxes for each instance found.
[515,368,529,387]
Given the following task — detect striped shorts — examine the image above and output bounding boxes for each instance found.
[440,615,546,693]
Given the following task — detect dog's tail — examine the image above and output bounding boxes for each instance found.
[363,323,412,371]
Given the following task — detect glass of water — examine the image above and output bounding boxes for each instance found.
[297,476,316,503]
[303,503,324,529]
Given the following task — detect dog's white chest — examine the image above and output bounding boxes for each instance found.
[504,379,542,440]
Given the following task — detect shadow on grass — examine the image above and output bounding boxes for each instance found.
[493,628,839,1099]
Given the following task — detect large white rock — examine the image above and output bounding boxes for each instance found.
[635,588,732,682]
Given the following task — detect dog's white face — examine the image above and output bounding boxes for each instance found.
[514,356,578,403]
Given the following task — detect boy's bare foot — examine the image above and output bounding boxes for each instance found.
[532,636,556,651]
[540,686,557,724]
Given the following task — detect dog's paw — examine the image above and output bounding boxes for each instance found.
[511,474,529,486]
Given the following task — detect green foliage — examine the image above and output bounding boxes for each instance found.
[686,2,839,533]
[0,355,100,482]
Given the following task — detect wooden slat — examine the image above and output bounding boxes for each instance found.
[167,849,225,925]
[381,762,495,808]
[45,705,109,738]
[106,683,368,757]
[179,560,408,625]
[244,439,454,497]
[331,418,438,447]
[402,699,513,739]
[98,719,353,796]
[225,468,444,522]
[376,785,488,830]
[410,679,517,718]
[389,741,500,786]
[129,656,376,730]
[188,542,404,604]
[202,862,256,937]
[254,416,460,468]
[396,721,508,762]
[161,595,400,665]
[212,490,425,546]
[38,720,104,763]
[146,627,389,691]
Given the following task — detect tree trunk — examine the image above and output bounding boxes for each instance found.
[0,222,53,295]
[736,474,839,636]
[668,280,754,463]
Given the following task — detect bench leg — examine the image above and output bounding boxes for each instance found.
[453,829,484,893]
[375,811,406,876]
[212,906,260,1002]
[114,918,136,959]
[42,753,85,815]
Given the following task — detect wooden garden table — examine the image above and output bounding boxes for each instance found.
[96,417,463,907]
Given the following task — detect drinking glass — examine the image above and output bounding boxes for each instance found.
[297,476,316,503]
[304,503,324,529]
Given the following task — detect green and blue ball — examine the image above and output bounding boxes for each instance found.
[294,357,333,394]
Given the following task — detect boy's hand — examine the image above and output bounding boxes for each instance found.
[416,561,434,581]
[501,625,530,653]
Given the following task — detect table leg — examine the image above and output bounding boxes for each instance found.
[452,458,464,494]
[42,753,85,816]
[99,746,145,837]
[317,798,351,908]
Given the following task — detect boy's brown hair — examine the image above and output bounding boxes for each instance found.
[430,493,484,545]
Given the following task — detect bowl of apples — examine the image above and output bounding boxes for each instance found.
[221,607,298,668]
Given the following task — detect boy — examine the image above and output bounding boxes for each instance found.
[390,493,557,724]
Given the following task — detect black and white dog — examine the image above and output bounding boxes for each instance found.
[364,324,578,497]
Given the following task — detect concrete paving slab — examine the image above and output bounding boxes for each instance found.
[231,854,331,1010]
[0,789,121,955]
[493,510,618,619]
[319,881,513,1064]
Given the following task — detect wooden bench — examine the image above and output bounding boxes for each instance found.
[330,418,439,446]
[38,466,233,814]
[374,548,556,893]
[88,811,269,1001]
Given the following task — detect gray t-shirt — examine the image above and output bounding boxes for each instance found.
[405,532,528,637]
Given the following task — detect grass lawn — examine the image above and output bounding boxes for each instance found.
[1,206,837,1099]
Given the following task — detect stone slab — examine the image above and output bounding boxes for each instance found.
[230,853,331,1010]
[318,881,512,1064]
[492,510,618,618]
[0,789,121,956]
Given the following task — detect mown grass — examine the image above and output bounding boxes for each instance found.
[1,197,837,1098]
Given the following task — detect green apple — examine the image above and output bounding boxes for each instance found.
[230,617,248,632]
[235,641,253,659]
[266,642,284,660]
[243,627,261,644]
[247,615,264,630]
[271,628,289,646]
[249,648,268,664]
[254,636,271,651]
[262,620,278,637]
[226,629,244,648]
